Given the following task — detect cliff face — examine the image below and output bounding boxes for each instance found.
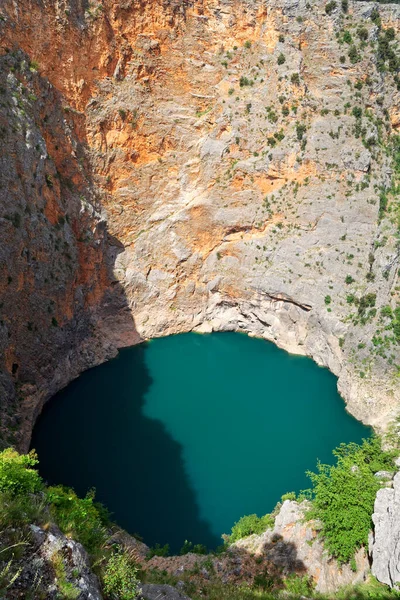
[0,39,138,449]
[1,0,400,448]
[370,468,400,587]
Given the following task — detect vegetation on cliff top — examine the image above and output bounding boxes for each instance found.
[307,436,396,564]
[0,437,397,598]
[0,448,139,599]
[228,436,396,565]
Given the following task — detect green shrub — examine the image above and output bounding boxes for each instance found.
[358,293,376,316]
[381,305,393,318]
[371,8,381,27]
[296,122,307,141]
[277,53,286,65]
[342,30,353,44]
[285,573,314,595]
[348,45,361,64]
[0,449,42,496]
[324,295,332,305]
[51,552,80,600]
[146,543,170,558]
[103,551,139,600]
[307,437,395,564]
[179,540,207,555]
[46,486,106,554]
[325,1,337,14]
[239,76,253,87]
[281,491,297,501]
[357,27,369,41]
[230,513,274,542]
[290,72,300,84]
[379,192,388,220]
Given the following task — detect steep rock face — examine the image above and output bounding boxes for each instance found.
[6,524,103,599]
[233,500,368,593]
[0,44,140,450]
[370,470,400,587]
[1,0,400,447]
[118,500,367,594]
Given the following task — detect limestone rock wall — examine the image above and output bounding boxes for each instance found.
[233,500,369,593]
[370,470,400,587]
[0,0,400,448]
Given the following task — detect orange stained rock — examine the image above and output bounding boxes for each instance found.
[175,205,225,258]
[43,185,62,226]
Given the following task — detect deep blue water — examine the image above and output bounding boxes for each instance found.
[31,332,369,553]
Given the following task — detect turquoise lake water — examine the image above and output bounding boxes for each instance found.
[31,332,370,553]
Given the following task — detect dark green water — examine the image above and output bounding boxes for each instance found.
[31,332,369,553]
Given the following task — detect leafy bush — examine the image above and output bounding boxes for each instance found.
[0,449,42,496]
[103,551,139,600]
[358,293,376,316]
[348,45,361,64]
[290,72,300,85]
[46,486,106,554]
[230,513,274,542]
[281,491,297,501]
[296,123,307,141]
[357,27,369,41]
[307,437,395,563]
[179,540,207,555]
[239,76,253,87]
[277,53,286,65]
[146,543,170,558]
[342,30,352,44]
[285,573,315,595]
[325,0,337,14]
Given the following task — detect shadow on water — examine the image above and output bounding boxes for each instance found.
[31,341,221,553]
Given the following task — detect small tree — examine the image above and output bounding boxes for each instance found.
[103,552,139,600]
[307,437,395,564]
[0,449,42,496]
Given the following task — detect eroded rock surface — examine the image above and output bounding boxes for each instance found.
[3,524,104,599]
[370,470,400,587]
[233,500,368,593]
[0,0,399,441]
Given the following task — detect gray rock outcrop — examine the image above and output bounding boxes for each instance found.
[370,471,400,588]
[234,500,368,593]
[4,524,104,599]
